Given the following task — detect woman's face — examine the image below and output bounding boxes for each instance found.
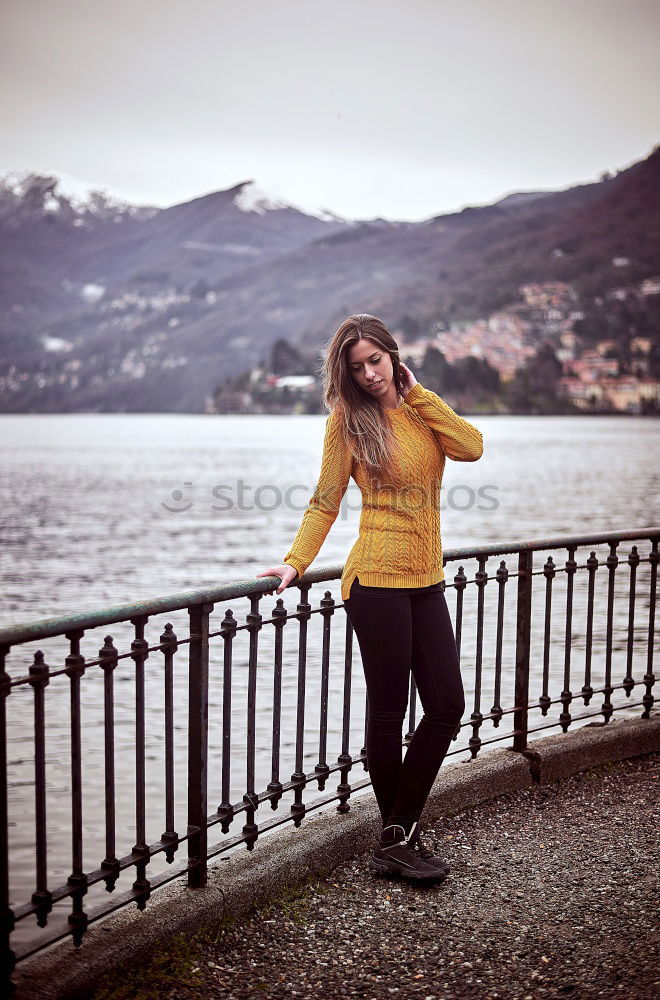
[347,338,395,399]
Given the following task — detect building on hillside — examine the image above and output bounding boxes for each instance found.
[430,314,535,382]
[207,390,252,414]
[556,376,604,410]
[630,337,653,376]
[268,375,317,392]
[557,375,660,413]
[602,376,660,412]
[399,339,430,363]
[640,277,660,296]
[595,339,618,356]
[519,282,574,310]
[564,352,619,379]
[556,330,578,363]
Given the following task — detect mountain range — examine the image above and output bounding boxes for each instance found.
[1,144,659,412]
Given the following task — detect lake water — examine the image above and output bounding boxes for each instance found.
[1,412,658,955]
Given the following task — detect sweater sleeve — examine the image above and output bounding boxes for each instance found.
[283,410,353,580]
[403,382,484,462]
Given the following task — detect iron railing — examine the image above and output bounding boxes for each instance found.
[0,527,657,990]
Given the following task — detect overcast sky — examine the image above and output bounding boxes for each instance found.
[1,0,659,221]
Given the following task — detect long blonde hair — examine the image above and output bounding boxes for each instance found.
[321,314,403,485]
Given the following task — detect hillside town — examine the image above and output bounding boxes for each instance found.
[2,151,660,415]
[209,277,660,416]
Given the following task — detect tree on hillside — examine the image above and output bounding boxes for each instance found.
[270,338,306,375]
[190,278,210,299]
[505,343,566,414]
[448,355,500,394]
[398,314,420,339]
[417,345,451,393]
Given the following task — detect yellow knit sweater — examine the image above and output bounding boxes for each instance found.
[283,382,484,601]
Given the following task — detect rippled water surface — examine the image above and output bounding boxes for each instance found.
[1,412,658,953]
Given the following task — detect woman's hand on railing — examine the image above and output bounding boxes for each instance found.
[255,563,299,596]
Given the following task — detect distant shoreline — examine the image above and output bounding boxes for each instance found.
[1,408,659,418]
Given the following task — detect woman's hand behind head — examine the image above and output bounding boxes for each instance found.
[397,361,418,397]
[255,563,299,596]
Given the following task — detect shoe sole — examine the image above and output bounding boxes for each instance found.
[369,856,449,880]
[418,860,451,875]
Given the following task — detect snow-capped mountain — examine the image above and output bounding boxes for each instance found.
[0,145,658,412]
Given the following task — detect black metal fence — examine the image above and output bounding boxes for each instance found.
[0,527,657,990]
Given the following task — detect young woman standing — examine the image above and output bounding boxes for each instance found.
[257,314,484,880]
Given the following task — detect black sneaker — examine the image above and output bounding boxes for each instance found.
[370,822,448,880]
[407,826,450,875]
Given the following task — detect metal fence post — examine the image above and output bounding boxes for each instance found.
[187,602,213,888]
[0,645,14,995]
[513,550,533,752]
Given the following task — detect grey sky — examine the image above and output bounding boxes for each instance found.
[1,0,659,220]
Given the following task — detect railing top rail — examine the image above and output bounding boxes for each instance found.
[442,526,660,563]
[1,526,658,649]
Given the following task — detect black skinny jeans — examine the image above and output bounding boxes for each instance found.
[344,575,465,831]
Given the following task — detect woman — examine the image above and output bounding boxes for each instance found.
[257,314,484,881]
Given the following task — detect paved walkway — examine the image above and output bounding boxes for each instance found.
[97,753,659,1000]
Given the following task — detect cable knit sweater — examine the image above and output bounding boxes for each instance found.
[283,382,484,601]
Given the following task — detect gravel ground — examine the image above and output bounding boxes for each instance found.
[98,753,659,1000]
